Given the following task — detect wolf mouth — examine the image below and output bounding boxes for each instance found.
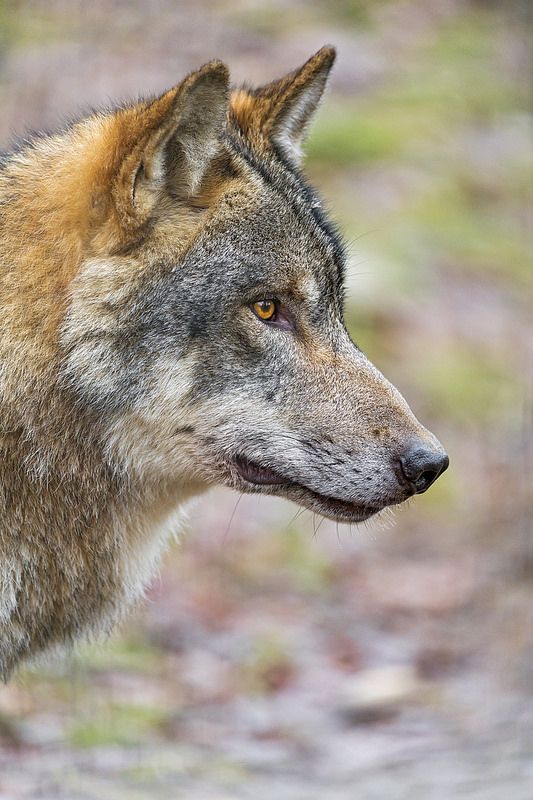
[232,455,381,523]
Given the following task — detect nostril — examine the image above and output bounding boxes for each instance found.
[416,469,439,492]
[398,446,449,494]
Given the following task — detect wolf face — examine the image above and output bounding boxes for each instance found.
[60,47,448,524]
[0,47,448,675]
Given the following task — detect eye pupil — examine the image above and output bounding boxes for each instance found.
[252,299,277,321]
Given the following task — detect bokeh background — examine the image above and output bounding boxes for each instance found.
[0,1,531,798]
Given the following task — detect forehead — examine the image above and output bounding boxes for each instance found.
[196,134,346,307]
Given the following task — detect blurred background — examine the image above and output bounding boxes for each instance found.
[0,1,531,798]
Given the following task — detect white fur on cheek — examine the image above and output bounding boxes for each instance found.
[103,352,199,479]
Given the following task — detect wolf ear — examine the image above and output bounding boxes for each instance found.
[112,61,229,231]
[231,46,335,164]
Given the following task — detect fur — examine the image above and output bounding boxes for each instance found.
[0,47,447,678]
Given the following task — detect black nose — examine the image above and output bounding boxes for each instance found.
[399,444,449,494]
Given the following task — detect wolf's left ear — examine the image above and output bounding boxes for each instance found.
[112,60,229,231]
[232,46,335,164]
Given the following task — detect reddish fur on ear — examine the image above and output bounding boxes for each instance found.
[231,46,336,161]
[108,60,229,237]
[110,88,182,231]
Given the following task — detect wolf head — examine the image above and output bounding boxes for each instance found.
[54,47,448,523]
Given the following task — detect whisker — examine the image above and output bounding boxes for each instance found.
[286,505,307,529]
[314,515,326,537]
[222,492,244,545]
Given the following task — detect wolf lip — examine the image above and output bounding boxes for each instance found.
[232,455,380,522]
[233,455,288,486]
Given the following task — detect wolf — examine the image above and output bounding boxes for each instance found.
[0,46,448,678]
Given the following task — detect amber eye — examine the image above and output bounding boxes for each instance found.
[251,299,278,322]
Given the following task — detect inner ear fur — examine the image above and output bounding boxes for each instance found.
[231,45,336,163]
[111,60,230,234]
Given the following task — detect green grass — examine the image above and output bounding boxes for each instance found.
[69,703,171,748]
[308,5,525,168]
[0,1,70,47]
[309,103,412,166]
[416,346,523,428]
[278,525,334,592]
[79,632,164,674]
[411,182,531,285]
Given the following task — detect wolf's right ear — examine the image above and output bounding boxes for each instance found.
[111,61,229,233]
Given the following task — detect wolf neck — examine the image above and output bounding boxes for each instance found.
[0,429,197,679]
